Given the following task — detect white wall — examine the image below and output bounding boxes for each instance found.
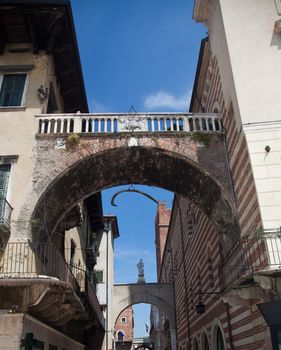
[0,44,64,240]
[244,121,281,229]
[95,226,116,350]
[219,0,281,123]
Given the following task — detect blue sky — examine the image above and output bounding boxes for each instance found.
[102,185,173,338]
[70,0,206,339]
[71,0,206,113]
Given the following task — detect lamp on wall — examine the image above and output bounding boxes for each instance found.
[195,300,206,314]
[194,290,221,314]
[37,85,49,103]
[274,19,281,34]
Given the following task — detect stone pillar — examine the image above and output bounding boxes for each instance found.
[170,328,177,350]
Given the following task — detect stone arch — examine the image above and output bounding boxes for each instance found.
[211,318,226,350]
[192,336,199,350]
[200,328,210,350]
[112,283,175,329]
[20,139,240,252]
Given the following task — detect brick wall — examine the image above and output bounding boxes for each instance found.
[157,37,268,350]
[115,306,134,342]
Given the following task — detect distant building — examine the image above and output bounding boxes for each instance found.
[115,306,134,350]
[95,215,120,350]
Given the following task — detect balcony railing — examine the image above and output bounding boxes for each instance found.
[0,198,12,231]
[36,113,223,135]
[219,230,281,291]
[0,241,103,325]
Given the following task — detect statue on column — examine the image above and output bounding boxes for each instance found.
[137,259,145,283]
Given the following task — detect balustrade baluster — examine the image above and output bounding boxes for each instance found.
[86,119,90,132]
[199,118,203,131]
[151,118,155,132]
[205,118,210,131]
[157,118,160,131]
[211,117,216,131]
[47,119,51,134]
[73,118,82,133]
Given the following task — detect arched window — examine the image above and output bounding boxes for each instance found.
[117,330,125,341]
[192,338,199,350]
[202,333,209,350]
[216,328,224,350]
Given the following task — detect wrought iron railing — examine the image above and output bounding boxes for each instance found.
[0,197,12,231]
[219,229,281,291]
[36,113,223,134]
[0,241,103,324]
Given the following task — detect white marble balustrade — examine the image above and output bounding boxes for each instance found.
[37,113,222,134]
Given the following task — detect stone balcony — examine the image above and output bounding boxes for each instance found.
[0,241,104,339]
[36,112,223,135]
[219,229,281,306]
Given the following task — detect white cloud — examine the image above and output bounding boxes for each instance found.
[144,89,191,110]
[90,99,108,113]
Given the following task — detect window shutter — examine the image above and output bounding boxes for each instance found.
[0,165,10,217]
[0,74,26,106]
[0,164,11,198]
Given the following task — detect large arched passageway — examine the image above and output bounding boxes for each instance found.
[23,143,240,252]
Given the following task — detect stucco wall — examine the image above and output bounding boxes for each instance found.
[0,44,64,240]
[244,121,281,229]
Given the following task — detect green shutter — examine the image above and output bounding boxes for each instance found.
[0,74,26,106]
[0,165,11,216]
[0,165,10,198]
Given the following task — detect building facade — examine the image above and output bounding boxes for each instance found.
[0,1,104,349]
[95,215,120,350]
[153,1,281,349]
[115,306,134,350]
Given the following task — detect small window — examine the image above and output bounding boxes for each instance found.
[0,74,27,107]
[95,270,103,283]
[121,316,127,323]
[0,164,11,199]
[203,334,209,350]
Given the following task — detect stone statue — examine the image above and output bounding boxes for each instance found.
[137,259,144,275]
[137,259,145,283]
